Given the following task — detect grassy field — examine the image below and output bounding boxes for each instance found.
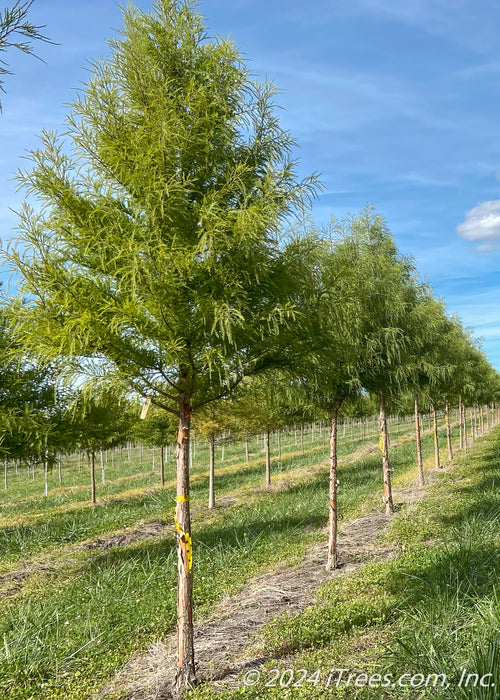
[0,414,470,699]
[189,424,500,699]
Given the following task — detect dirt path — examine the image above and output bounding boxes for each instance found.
[95,480,427,700]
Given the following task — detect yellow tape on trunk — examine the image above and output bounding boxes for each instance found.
[379,433,387,458]
[174,514,193,572]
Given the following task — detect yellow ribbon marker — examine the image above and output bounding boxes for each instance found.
[174,496,192,571]
[379,433,387,458]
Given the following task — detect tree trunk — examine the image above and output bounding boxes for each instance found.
[265,429,271,487]
[463,404,468,448]
[175,397,196,692]
[459,396,463,449]
[160,445,165,487]
[58,455,62,484]
[208,434,215,509]
[90,451,96,504]
[445,402,453,461]
[414,394,424,487]
[379,391,394,514]
[327,407,340,569]
[4,461,7,491]
[432,403,440,468]
[245,438,249,462]
[44,446,48,497]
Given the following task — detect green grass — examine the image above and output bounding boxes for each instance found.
[188,425,500,700]
[0,417,432,566]
[0,414,462,699]
[0,417,423,510]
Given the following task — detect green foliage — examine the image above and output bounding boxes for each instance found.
[132,404,177,446]
[340,209,425,397]
[68,390,136,453]
[7,0,319,417]
[228,372,302,435]
[0,306,67,462]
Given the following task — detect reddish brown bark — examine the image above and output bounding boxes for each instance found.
[208,434,215,509]
[414,394,424,486]
[379,391,394,515]
[459,396,464,449]
[445,402,453,461]
[327,406,339,570]
[264,429,271,486]
[463,404,468,448]
[175,396,195,693]
[432,403,441,469]
[90,451,96,505]
[160,445,165,487]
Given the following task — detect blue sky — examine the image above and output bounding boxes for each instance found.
[1,0,500,367]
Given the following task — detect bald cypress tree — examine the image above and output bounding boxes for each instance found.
[6,0,317,690]
[351,208,423,515]
[286,226,366,569]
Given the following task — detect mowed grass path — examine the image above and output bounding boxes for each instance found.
[0,417,459,699]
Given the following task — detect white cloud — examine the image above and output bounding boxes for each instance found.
[457,201,500,251]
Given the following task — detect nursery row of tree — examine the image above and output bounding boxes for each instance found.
[1,0,500,692]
